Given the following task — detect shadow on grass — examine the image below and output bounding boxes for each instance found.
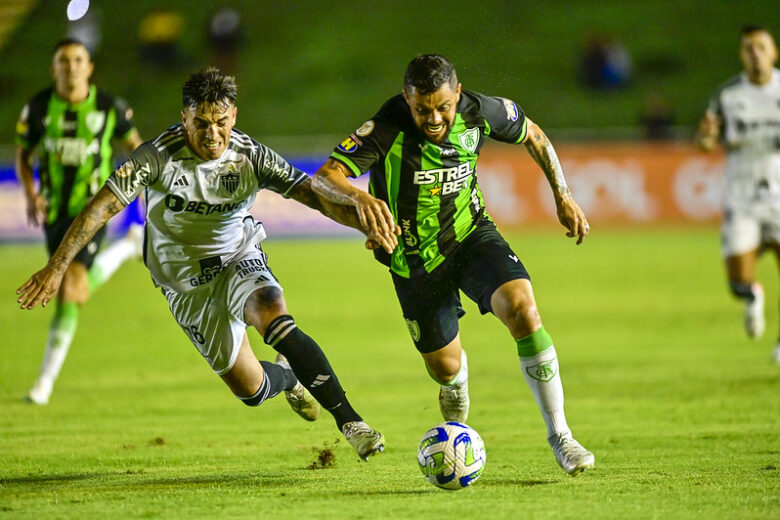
[0,471,297,490]
[486,479,556,487]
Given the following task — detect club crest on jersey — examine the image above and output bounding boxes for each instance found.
[337,136,359,153]
[220,171,240,194]
[502,98,519,121]
[86,111,105,134]
[458,127,480,153]
[218,161,241,194]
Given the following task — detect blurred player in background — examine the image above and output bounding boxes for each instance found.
[696,25,780,363]
[16,38,144,405]
[17,68,394,461]
[313,54,595,476]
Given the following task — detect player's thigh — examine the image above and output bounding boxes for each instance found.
[391,270,461,354]
[721,209,761,260]
[219,247,287,336]
[164,287,245,376]
[457,222,531,315]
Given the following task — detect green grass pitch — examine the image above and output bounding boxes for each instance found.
[1,227,778,519]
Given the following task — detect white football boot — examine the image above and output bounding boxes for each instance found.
[548,433,595,476]
[275,353,320,421]
[773,343,780,365]
[439,380,470,423]
[744,283,765,339]
[27,377,53,405]
[342,421,385,461]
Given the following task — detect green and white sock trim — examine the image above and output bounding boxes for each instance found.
[516,326,554,357]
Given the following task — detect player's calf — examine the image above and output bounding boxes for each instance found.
[264,314,363,429]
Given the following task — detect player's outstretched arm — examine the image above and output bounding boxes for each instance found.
[16,185,125,309]
[522,118,590,245]
[313,159,400,245]
[15,146,47,227]
[695,111,722,152]
[289,177,398,254]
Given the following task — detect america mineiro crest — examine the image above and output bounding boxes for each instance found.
[458,127,480,153]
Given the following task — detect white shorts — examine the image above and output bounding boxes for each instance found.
[721,206,780,257]
[162,222,282,375]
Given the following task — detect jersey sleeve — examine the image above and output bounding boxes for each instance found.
[252,142,308,197]
[104,142,159,206]
[15,97,43,150]
[329,117,397,177]
[112,96,137,140]
[475,92,528,144]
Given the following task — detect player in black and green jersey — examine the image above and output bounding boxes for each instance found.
[313,54,594,476]
[15,38,144,405]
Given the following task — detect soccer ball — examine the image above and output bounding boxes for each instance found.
[417,421,486,490]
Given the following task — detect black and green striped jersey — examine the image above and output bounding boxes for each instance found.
[16,84,136,224]
[330,89,527,278]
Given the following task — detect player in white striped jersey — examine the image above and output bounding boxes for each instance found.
[697,25,780,362]
[17,68,399,460]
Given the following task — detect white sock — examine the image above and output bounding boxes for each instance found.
[519,345,570,438]
[38,319,77,385]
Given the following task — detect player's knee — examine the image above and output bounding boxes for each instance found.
[498,295,541,334]
[425,353,461,383]
[244,286,286,327]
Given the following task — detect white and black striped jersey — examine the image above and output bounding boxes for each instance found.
[105,124,307,292]
[707,69,780,208]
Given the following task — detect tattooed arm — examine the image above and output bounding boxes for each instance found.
[313,159,400,244]
[289,177,398,254]
[16,185,125,309]
[522,118,590,245]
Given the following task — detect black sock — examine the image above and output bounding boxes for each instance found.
[265,314,362,429]
[237,361,290,407]
[729,280,756,301]
[259,360,297,393]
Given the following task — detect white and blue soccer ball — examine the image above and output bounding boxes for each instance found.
[417,421,486,490]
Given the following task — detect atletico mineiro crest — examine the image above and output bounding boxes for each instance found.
[218,162,241,194]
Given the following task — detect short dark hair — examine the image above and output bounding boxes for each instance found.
[182,67,237,109]
[403,54,458,94]
[741,24,771,36]
[52,37,90,58]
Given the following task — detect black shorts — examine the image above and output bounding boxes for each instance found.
[44,218,107,269]
[391,220,530,353]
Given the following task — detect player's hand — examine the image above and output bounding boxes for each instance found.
[696,112,722,151]
[16,264,65,309]
[555,195,589,245]
[354,191,400,252]
[25,193,47,227]
[364,226,400,254]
